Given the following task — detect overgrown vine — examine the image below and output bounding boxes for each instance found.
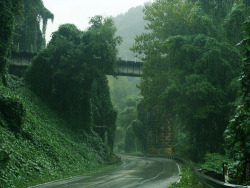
[225,16,250,185]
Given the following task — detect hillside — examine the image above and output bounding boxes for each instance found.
[0,76,113,188]
[113,5,148,61]
[0,2,121,187]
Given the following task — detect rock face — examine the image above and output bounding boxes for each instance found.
[146,122,174,155]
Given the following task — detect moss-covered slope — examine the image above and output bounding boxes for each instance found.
[0,76,110,188]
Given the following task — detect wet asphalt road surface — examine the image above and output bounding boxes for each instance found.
[31,155,181,188]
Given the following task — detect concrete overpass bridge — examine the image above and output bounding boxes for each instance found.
[8,52,143,77]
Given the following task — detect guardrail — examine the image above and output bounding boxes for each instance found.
[146,154,249,188]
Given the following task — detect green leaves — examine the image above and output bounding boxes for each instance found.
[169,166,206,188]
[201,153,235,175]
[132,0,244,161]
[0,85,26,132]
[26,16,120,131]
[0,77,112,187]
[12,0,54,53]
[224,18,250,184]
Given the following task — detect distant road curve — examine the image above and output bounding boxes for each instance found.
[31,155,181,188]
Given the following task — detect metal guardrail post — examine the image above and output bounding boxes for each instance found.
[223,162,229,183]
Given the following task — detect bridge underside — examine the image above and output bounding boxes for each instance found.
[115,61,143,77]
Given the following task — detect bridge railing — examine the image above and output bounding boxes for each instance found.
[146,154,249,188]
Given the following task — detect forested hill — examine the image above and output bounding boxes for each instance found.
[0,1,120,187]
[113,5,147,61]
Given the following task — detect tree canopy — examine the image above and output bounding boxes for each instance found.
[225,16,250,184]
[26,16,121,151]
[13,0,54,53]
[0,0,53,83]
[132,0,247,163]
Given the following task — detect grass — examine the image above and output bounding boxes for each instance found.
[0,76,116,188]
[169,166,207,188]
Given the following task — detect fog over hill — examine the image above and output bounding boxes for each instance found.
[113,6,148,61]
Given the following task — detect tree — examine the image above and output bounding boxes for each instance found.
[124,125,136,153]
[0,0,22,83]
[141,0,216,41]
[132,120,146,152]
[132,0,243,161]
[0,0,53,83]
[223,3,247,44]
[26,16,121,151]
[13,0,54,53]
[108,76,140,111]
[114,96,138,152]
[225,17,250,185]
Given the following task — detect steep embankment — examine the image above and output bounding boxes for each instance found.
[0,76,111,188]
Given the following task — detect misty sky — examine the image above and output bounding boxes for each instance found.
[43,0,150,43]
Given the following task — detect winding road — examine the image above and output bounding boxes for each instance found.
[31,155,181,188]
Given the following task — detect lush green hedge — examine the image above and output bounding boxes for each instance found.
[0,0,15,82]
[0,85,25,132]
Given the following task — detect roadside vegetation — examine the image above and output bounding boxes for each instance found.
[1,0,121,187]
[0,76,114,187]
[131,0,249,185]
[169,166,206,188]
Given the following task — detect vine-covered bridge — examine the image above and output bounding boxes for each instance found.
[9,52,143,77]
[9,52,175,155]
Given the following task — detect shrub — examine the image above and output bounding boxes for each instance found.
[201,153,236,179]
[0,86,25,132]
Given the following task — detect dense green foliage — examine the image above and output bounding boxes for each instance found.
[201,153,235,177]
[225,17,250,184]
[108,76,140,112]
[124,118,146,153]
[134,34,241,160]
[13,0,54,53]
[0,0,53,83]
[0,76,113,187]
[0,0,22,83]
[0,85,25,132]
[132,0,248,163]
[124,124,136,153]
[26,17,121,151]
[91,75,117,152]
[1,1,121,187]
[122,99,147,153]
[113,95,139,152]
